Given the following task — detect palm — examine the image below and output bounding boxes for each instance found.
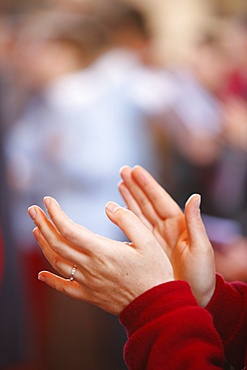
[119,166,216,307]
[119,165,187,264]
[142,209,194,283]
[151,212,185,258]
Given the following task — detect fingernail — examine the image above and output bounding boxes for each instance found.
[38,273,45,282]
[44,196,50,208]
[44,197,61,209]
[193,194,201,209]
[28,206,37,220]
[33,227,40,239]
[119,165,130,173]
[186,194,201,208]
[106,201,121,213]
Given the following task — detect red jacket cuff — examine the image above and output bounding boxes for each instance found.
[119,280,198,336]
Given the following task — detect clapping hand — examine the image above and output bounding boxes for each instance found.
[118,166,216,307]
[28,197,173,315]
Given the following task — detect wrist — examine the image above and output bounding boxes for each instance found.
[195,280,216,308]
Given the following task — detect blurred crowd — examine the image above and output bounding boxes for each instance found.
[0,0,247,369]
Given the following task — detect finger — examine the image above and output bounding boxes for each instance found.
[38,271,120,315]
[184,194,212,250]
[33,227,84,280]
[28,204,63,242]
[29,198,102,254]
[118,181,151,230]
[105,201,158,249]
[131,166,182,219]
[29,205,88,263]
[43,197,97,249]
[120,166,159,225]
[38,271,86,300]
[118,180,140,214]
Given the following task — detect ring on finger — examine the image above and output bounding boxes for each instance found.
[69,265,77,282]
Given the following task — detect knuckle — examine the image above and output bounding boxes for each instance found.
[60,224,74,240]
[115,207,130,220]
[52,255,60,270]
[59,283,70,296]
[49,239,60,253]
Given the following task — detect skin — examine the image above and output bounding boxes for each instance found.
[28,165,216,314]
[28,197,174,315]
[118,165,216,307]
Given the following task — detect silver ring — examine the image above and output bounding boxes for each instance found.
[70,265,77,281]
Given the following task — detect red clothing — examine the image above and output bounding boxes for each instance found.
[120,275,247,369]
[207,274,247,369]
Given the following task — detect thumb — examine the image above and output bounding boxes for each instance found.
[184,194,210,248]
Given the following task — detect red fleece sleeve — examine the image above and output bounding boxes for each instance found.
[120,281,224,370]
[206,274,247,369]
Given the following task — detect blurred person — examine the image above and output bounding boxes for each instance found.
[5,3,163,242]
[223,14,247,100]
[4,5,164,369]
[155,27,247,284]
[5,3,168,253]
[204,15,247,283]
[150,33,246,279]
[6,8,115,243]
[209,114,247,236]
[82,0,171,119]
[153,31,242,245]
[4,9,126,370]
[210,15,247,233]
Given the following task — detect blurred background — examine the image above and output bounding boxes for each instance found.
[0,0,247,369]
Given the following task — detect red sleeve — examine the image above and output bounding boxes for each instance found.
[206,274,247,369]
[119,281,224,370]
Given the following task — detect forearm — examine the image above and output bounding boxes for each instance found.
[120,281,224,370]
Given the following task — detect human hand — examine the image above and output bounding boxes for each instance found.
[28,197,173,315]
[118,166,216,307]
